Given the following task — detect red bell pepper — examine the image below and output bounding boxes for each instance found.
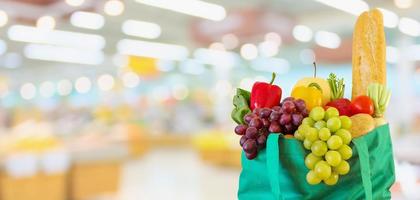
[250,73,282,110]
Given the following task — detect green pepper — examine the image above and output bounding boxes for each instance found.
[231,88,251,124]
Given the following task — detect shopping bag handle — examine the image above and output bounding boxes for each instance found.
[352,137,373,200]
[266,133,284,200]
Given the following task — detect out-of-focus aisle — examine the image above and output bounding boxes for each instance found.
[0,0,419,199]
[118,148,239,200]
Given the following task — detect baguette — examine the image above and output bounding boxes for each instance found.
[352,9,386,99]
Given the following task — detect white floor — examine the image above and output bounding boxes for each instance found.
[112,148,408,200]
[118,148,239,200]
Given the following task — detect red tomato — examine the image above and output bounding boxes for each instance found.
[350,95,374,115]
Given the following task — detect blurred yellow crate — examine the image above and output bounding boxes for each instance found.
[125,123,149,157]
[128,133,149,158]
[128,140,149,157]
[199,148,242,169]
[70,161,121,200]
[222,148,242,169]
[0,172,67,200]
[148,134,191,147]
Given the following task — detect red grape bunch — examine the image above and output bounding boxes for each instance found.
[278,97,309,135]
[234,97,308,159]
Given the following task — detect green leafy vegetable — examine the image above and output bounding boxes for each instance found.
[231,88,251,124]
[236,88,251,102]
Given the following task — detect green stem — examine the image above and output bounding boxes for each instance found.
[269,72,276,84]
[308,82,322,92]
[313,62,317,78]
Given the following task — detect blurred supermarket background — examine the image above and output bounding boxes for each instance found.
[0,0,419,199]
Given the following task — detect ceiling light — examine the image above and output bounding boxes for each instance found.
[378,8,399,28]
[75,77,91,94]
[0,10,8,27]
[70,11,105,30]
[122,72,140,88]
[240,43,258,60]
[193,48,238,66]
[251,58,290,74]
[293,25,313,42]
[117,39,189,61]
[24,44,104,65]
[39,81,55,98]
[265,32,282,46]
[65,0,85,6]
[399,17,420,37]
[8,25,106,50]
[20,83,36,100]
[315,31,341,49]
[37,16,56,30]
[104,0,124,16]
[97,74,115,91]
[221,34,239,49]
[394,0,412,9]
[314,0,369,16]
[258,41,279,57]
[121,20,161,39]
[57,80,72,96]
[135,0,226,21]
[209,42,225,51]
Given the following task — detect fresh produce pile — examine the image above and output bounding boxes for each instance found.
[232,64,390,185]
[233,74,308,159]
[232,8,390,186]
[235,97,308,159]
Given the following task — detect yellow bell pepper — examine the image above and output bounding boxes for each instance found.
[291,85,323,111]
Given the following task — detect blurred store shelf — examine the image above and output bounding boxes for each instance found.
[0,0,418,199]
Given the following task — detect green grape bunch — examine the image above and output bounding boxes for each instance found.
[294,106,353,186]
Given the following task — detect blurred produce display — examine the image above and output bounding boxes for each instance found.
[193,130,241,168]
[0,0,418,199]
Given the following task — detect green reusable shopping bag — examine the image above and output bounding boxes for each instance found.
[238,124,395,200]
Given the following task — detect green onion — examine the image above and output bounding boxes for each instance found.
[327,73,345,100]
[367,83,391,118]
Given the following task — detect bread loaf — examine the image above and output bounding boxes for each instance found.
[352,9,386,99]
